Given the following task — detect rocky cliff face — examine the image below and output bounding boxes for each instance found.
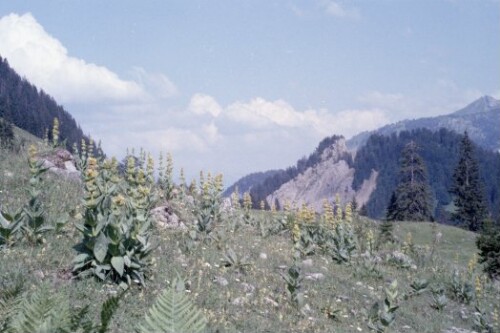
[266,138,376,212]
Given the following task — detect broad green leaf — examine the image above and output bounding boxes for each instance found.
[72,253,90,264]
[111,256,125,277]
[94,233,109,263]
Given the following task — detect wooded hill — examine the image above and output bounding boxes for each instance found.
[353,128,500,221]
[0,56,93,151]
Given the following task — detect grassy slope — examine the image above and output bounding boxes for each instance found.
[1,137,499,333]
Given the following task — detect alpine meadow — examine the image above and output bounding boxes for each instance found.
[1,2,500,333]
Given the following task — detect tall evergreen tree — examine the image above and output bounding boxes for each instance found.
[450,132,487,231]
[386,141,433,221]
[0,118,14,149]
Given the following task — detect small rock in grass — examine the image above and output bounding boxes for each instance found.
[213,276,229,287]
[302,258,313,267]
[241,282,256,294]
[305,273,325,281]
[259,253,267,260]
[34,270,45,280]
[263,297,279,307]
[232,297,245,306]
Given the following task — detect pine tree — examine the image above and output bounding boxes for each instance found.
[450,132,487,231]
[386,141,433,221]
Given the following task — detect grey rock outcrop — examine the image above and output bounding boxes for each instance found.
[40,148,81,181]
[151,202,186,230]
[266,138,376,212]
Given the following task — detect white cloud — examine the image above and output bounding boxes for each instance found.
[322,1,360,20]
[188,93,223,117]
[0,13,176,104]
[188,95,390,141]
[225,98,305,129]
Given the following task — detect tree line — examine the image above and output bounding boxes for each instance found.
[353,128,500,222]
[0,56,93,152]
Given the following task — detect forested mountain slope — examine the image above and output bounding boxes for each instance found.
[353,128,500,221]
[0,56,93,151]
[348,95,500,152]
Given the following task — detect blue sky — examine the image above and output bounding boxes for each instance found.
[0,1,499,184]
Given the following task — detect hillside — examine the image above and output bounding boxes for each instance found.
[353,128,500,220]
[223,169,281,197]
[227,96,500,221]
[348,95,500,152]
[1,137,499,333]
[243,135,353,207]
[0,56,95,152]
[265,137,375,212]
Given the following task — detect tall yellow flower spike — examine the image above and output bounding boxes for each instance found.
[28,144,37,164]
[243,192,252,211]
[52,117,59,146]
[344,202,352,224]
[475,275,482,298]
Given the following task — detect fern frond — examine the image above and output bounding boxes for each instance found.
[6,285,72,333]
[69,305,92,333]
[137,279,207,333]
[0,277,24,332]
[97,292,123,333]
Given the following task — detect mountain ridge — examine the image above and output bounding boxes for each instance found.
[347,95,500,152]
[227,96,500,220]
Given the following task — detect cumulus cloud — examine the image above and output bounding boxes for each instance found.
[188,93,223,117]
[225,98,305,129]
[0,13,176,104]
[321,1,360,20]
[189,94,390,140]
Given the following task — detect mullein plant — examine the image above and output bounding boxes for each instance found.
[293,203,318,257]
[368,280,399,332]
[73,156,155,288]
[21,145,53,244]
[327,201,357,264]
[0,145,51,247]
[73,139,91,175]
[193,173,224,234]
[52,117,59,147]
[242,192,253,225]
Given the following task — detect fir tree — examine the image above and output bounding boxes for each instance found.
[386,141,433,221]
[377,219,395,248]
[476,218,500,279]
[450,132,487,231]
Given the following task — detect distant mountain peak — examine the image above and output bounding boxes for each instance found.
[452,95,500,116]
[347,95,500,152]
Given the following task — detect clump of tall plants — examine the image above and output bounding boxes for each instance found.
[192,173,224,234]
[72,155,156,288]
[1,145,52,247]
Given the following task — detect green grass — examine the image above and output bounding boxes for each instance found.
[1,141,499,333]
